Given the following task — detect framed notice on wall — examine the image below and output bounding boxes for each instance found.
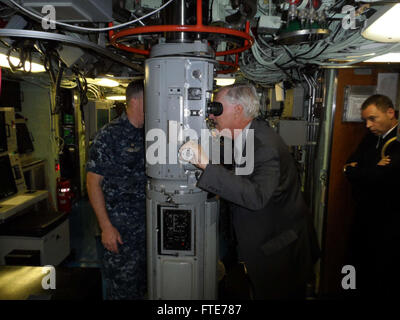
[377,73,399,108]
[343,85,376,122]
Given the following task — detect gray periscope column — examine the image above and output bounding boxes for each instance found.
[145,40,219,300]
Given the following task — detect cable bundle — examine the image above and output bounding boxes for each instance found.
[240,7,400,86]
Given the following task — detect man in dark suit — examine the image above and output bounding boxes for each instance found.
[344,94,400,297]
[179,84,319,299]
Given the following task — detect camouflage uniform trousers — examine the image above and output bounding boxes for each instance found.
[102,203,146,300]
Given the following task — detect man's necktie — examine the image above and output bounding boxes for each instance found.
[376,136,382,149]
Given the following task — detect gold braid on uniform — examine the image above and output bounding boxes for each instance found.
[381,137,399,160]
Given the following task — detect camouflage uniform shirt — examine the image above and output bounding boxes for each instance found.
[86,112,146,218]
[86,112,147,300]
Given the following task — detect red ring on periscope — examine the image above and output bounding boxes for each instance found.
[108,0,254,74]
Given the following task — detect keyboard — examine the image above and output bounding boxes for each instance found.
[0,191,48,222]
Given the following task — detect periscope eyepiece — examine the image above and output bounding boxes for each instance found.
[207,102,223,116]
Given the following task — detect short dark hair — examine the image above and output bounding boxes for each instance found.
[126,79,144,102]
[361,94,394,112]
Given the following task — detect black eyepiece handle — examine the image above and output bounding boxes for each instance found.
[207,102,223,116]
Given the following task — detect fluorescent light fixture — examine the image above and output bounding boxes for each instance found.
[365,52,400,63]
[346,53,376,59]
[95,78,119,87]
[362,4,400,42]
[87,78,119,87]
[106,95,126,101]
[0,53,45,73]
[215,74,236,86]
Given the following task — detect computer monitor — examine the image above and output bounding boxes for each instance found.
[0,154,18,200]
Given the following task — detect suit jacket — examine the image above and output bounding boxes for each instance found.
[345,125,400,236]
[345,125,400,210]
[197,119,319,298]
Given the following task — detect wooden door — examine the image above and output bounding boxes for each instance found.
[321,68,382,296]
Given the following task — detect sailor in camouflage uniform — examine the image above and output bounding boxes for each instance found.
[86,80,147,300]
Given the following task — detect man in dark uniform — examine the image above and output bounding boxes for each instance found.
[86,80,146,300]
[344,94,400,297]
[179,84,319,299]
